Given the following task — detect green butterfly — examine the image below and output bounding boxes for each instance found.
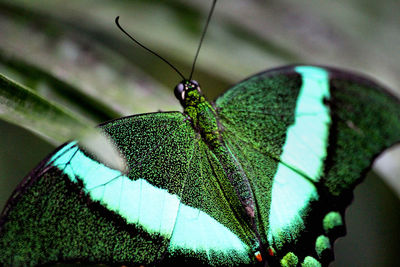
[1,63,400,266]
[1,1,400,266]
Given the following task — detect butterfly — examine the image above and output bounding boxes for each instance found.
[1,1,400,267]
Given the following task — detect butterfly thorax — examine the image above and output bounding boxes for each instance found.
[175,80,221,148]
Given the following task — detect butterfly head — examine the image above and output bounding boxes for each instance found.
[174,80,204,106]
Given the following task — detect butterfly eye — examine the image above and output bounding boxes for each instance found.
[174,82,185,101]
[190,80,201,92]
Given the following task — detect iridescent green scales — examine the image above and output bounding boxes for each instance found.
[281,252,298,267]
[1,65,400,266]
[323,212,343,234]
[302,256,321,267]
[215,65,400,265]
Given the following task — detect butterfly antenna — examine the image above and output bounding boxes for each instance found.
[115,16,186,80]
[189,0,217,80]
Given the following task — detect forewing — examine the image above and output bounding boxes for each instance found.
[0,112,256,266]
[215,65,400,266]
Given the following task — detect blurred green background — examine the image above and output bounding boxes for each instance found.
[0,0,399,266]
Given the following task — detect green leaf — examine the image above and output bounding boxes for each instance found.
[0,73,126,171]
[0,0,180,119]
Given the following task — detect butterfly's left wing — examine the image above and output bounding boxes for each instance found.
[215,65,400,266]
[0,111,257,266]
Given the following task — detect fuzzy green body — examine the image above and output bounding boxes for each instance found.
[183,85,256,217]
[183,88,220,148]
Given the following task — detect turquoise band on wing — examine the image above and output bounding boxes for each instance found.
[268,66,330,247]
[48,142,251,262]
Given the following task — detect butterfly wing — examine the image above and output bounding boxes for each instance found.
[215,65,400,266]
[0,112,257,266]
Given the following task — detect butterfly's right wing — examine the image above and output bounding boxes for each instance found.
[0,112,257,266]
[215,65,400,266]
